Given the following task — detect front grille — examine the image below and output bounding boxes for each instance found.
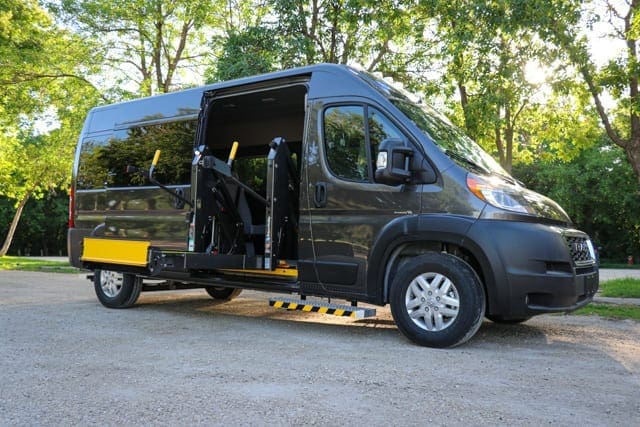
[562,234,594,266]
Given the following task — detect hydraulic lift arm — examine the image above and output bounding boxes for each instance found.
[146,150,193,208]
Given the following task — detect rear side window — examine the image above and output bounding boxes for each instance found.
[77,120,196,189]
[323,105,405,182]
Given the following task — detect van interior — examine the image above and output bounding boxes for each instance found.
[202,84,307,264]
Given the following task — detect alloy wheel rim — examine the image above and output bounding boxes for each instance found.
[404,272,460,331]
[100,270,123,298]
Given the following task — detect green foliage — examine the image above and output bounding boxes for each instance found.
[0,193,69,256]
[519,95,601,163]
[272,0,374,65]
[212,0,417,75]
[0,0,101,255]
[1,0,100,120]
[514,139,640,261]
[527,0,640,183]
[417,0,592,172]
[573,303,640,321]
[54,0,227,96]
[206,26,281,82]
[599,278,640,299]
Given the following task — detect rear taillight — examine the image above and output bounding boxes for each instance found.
[68,187,75,228]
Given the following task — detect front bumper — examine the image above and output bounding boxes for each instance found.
[510,267,599,315]
[465,220,599,318]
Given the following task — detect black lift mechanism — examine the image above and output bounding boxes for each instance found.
[147,137,297,277]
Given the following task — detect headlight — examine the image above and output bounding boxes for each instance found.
[466,174,529,213]
[586,239,596,260]
[466,173,571,224]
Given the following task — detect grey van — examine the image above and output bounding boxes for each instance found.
[68,64,598,348]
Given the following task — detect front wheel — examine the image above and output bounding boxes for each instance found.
[389,253,485,348]
[94,270,142,308]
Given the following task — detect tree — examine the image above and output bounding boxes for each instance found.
[271,0,415,71]
[206,0,419,78]
[0,193,69,256]
[0,132,80,256]
[417,1,595,172]
[0,0,101,256]
[206,26,282,82]
[531,0,640,184]
[54,0,227,97]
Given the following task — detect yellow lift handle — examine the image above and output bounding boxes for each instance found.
[227,141,239,167]
[149,149,162,178]
[152,149,161,167]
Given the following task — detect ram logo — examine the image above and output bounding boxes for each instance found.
[572,241,588,254]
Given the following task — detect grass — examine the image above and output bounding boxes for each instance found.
[573,303,640,321]
[599,278,640,298]
[0,256,78,273]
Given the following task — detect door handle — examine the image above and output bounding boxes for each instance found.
[314,182,327,208]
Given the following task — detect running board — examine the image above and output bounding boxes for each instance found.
[269,297,376,319]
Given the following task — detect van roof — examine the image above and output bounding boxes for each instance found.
[84,64,383,134]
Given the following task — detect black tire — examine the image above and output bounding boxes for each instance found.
[486,315,531,324]
[205,286,242,301]
[94,269,142,308]
[389,253,486,348]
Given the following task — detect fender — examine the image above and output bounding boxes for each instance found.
[366,214,500,308]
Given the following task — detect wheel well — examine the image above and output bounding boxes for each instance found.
[383,241,488,307]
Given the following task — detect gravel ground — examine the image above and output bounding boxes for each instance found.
[1,271,639,426]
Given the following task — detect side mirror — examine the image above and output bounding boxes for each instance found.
[375,138,414,185]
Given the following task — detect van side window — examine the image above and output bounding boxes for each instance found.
[77,134,112,190]
[323,106,368,182]
[323,106,406,183]
[368,107,404,153]
[77,120,196,189]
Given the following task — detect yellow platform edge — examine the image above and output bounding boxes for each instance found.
[81,238,150,267]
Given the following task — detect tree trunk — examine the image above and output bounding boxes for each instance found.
[504,105,513,173]
[626,139,640,186]
[494,104,506,168]
[457,81,476,140]
[0,194,29,257]
[495,125,506,168]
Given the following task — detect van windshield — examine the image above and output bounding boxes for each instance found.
[390,98,509,177]
[353,68,509,177]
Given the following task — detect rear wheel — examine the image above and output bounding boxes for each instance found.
[390,253,485,348]
[94,270,142,308]
[205,286,242,301]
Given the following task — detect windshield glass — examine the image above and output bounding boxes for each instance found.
[352,68,509,177]
[390,99,509,176]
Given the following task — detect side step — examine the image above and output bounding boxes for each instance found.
[269,297,376,319]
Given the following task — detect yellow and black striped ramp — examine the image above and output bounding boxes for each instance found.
[269,297,376,319]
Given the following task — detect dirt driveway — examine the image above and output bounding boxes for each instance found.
[1,271,638,425]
